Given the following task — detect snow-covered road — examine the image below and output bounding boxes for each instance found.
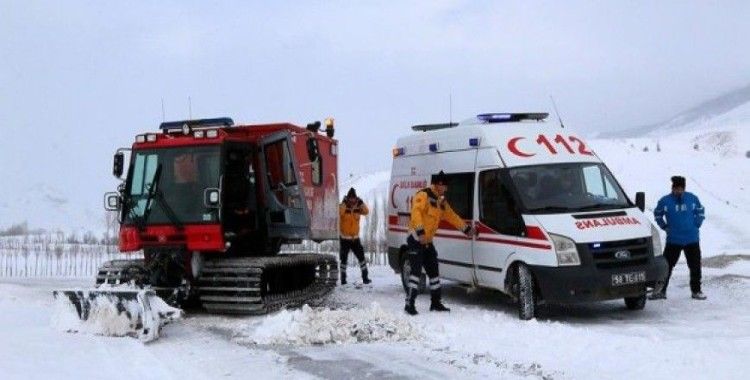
[1,255,749,380]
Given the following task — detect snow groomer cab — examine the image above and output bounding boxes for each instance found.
[387,112,668,319]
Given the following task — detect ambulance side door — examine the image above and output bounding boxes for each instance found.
[473,168,527,289]
[427,149,478,284]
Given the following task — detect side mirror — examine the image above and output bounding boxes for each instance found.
[306,138,320,162]
[635,192,646,212]
[104,192,121,211]
[204,188,221,208]
[113,152,124,179]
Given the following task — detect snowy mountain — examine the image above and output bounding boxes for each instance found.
[0,183,103,235]
[589,125,750,255]
[604,83,750,138]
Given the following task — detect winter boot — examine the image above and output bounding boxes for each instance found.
[429,290,450,312]
[648,291,666,300]
[648,282,666,300]
[404,303,418,316]
[691,291,707,300]
[430,302,451,312]
[340,271,347,286]
[362,269,371,285]
[404,289,418,316]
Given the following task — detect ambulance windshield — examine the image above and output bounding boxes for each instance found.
[509,163,630,213]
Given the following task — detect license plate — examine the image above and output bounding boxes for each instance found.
[611,271,646,286]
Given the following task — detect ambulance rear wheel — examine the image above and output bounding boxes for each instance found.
[624,294,647,310]
[400,253,426,294]
[516,264,536,320]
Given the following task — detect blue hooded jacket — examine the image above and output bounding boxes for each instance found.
[654,192,704,245]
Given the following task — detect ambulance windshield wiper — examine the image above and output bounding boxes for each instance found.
[526,205,577,213]
[576,203,624,212]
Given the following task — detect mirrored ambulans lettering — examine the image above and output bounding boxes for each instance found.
[575,216,642,230]
[508,134,594,158]
[390,179,427,211]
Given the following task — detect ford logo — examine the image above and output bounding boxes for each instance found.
[614,250,631,260]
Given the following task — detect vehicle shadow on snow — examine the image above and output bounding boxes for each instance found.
[439,284,668,325]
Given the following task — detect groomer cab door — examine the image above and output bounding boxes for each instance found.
[258,131,310,240]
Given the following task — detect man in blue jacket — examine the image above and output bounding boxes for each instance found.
[650,176,706,300]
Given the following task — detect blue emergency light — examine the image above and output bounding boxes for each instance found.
[159,117,234,131]
[476,113,549,123]
[469,138,480,147]
[429,143,439,152]
[477,113,512,122]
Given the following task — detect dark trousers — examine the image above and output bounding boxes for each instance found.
[662,242,702,293]
[405,236,442,305]
[339,238,367,277]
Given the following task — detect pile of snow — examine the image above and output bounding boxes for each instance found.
[237,303,422,346]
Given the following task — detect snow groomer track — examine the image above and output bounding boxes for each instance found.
[198,254,339,314]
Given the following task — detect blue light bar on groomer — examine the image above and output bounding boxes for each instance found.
[160,117,234,131]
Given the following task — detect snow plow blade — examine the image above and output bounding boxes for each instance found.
[52,288,183,342]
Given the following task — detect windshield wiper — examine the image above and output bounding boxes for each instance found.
[526,205,578,213]
[153,189,184,230]
[141,164,163,227]
[576,203,626,212]
[123,197,146,230]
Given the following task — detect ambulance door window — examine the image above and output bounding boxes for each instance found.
[440,172,474,219]
[479,169,525,236]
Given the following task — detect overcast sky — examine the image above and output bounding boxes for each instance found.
[2,1,750,228]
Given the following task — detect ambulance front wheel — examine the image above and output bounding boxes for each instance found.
[400,252,426,294]
[624,294,647,310]
[516,264,537,320]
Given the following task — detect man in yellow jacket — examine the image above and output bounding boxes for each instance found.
[405,171,476,315]
[339,187,371,285]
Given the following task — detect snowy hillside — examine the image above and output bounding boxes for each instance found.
[0,182,104,235]
[604,83,750,138]
[339,170,390,206]
[591,101,750,255]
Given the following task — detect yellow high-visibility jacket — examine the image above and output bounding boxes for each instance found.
[339,201,369,239]
[409,186,469,243]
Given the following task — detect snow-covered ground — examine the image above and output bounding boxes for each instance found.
[1,256,748,380]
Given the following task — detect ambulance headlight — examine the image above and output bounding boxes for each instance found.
[550,233,580,266]
[651,224,663,256]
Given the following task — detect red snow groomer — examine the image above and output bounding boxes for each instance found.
[55,117,340,339]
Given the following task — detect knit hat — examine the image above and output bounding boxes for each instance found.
[346,187,357,199]
[671,176,686,189]
[433,171,449,185]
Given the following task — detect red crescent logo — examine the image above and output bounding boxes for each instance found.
[508,137,535,157]
[390,184,400,208]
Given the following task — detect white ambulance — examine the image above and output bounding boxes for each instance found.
[386,113,668,319]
